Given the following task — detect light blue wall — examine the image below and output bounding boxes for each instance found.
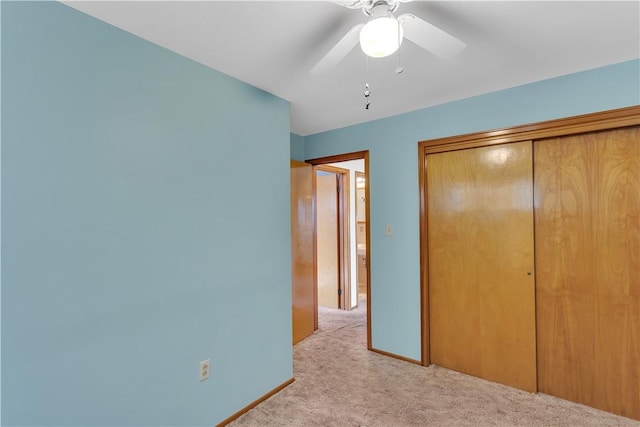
[290,133,305,161]
[305,59,640,361]
[1,2,291,426]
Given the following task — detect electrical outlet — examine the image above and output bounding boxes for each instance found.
[200,359,210,382]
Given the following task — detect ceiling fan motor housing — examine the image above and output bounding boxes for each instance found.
[362,0,399,16]
[359,0,404,58]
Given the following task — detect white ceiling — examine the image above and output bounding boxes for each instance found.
[63,1,640,136]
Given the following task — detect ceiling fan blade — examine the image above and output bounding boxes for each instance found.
[310,23,364,75]
[331,1,364,9]
[398,13,465,60]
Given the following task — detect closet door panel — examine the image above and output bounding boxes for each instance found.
[535,126,640,420]
[427,141,537,392]
[291,160,316,344]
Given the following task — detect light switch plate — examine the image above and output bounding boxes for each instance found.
[200,359,210,382]
[386,225,393,236]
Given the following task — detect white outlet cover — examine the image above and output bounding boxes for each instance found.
[200,359,210,382]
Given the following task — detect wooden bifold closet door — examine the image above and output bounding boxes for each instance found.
[427,141,537,393]
[534,126,640,420]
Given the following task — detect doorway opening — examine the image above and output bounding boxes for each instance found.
[315,165,351,310]
[308,151,371,350]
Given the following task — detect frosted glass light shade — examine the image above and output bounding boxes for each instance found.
[359,16,403,58]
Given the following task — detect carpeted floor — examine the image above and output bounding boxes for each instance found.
[229,299,639,427]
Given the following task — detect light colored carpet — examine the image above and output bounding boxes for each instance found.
[229,299,639,427]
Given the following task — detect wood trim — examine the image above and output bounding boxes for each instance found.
[370,348,422,366]
[342,171,351,311]
[419,105,640,154]
[312,170,319,330]
[339,169,351,311]
[364,152,371,351]
[216,378,295,426]
[306,150,369,165]
[417,105,640,368]
[418,141,429,366]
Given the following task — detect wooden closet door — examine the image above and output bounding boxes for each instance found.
[291,160,316,344]
[427,141,537,392]
[535,126,640,420]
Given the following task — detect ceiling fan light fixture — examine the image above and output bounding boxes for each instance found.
[359,15,403,58]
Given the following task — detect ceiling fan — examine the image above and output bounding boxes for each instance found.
[311,0,466,75]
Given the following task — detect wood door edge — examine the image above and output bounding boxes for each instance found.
[312,171,318,330]
[418,141,430,366]
[339,170,351,310]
